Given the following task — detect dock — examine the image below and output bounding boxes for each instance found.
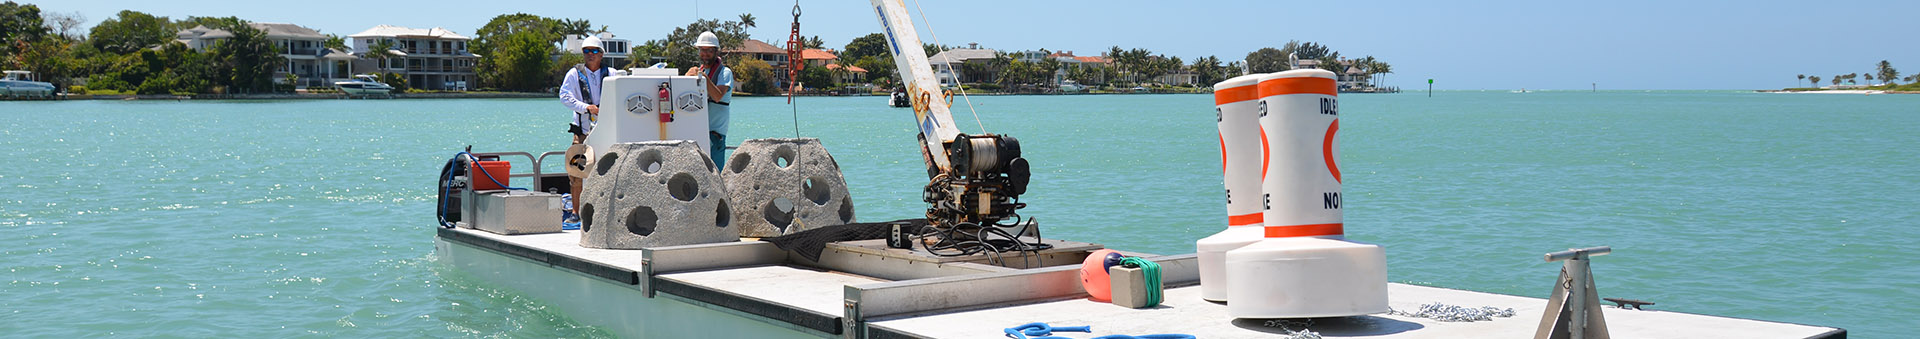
[433,227,1844,338]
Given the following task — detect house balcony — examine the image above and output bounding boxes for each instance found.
[284,47,322,56]
[405,65,476,73]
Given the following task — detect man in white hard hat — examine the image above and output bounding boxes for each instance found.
[558,35,608,220]
[686,31,734,168]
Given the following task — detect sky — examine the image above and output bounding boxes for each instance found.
[29,0,1920,90]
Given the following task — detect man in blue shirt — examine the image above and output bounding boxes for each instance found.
[687,31,734,168]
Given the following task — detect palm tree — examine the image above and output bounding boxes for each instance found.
[1877,60,1899,86]
[1797,74,1806,87]
[738,14,757,28]
[1865,74,1874,86]
[1831,75,1840,85]
[365,39,398,80]
[1809,75,1821,87]
[1374,62,1392,89]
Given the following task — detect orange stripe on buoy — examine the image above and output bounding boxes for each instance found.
[1214,86,1259,105]
[1323,119,1340,183]
[1228,213,1263,227]
[1218,133,1226,173]
[1265,223,1343,238]
[1259,125,1270,182]
[1257,77,1337,97]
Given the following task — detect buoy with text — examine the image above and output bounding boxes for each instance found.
[1196,73,1267,302]
[1224,69,1388,318]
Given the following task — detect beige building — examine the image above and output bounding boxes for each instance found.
[349,25,478,91]
[175,23,353,88]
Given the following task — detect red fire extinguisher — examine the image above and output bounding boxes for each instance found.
[658,83,674,122]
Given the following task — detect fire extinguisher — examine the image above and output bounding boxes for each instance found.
[657,83,674,123]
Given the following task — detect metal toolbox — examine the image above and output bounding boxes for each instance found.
[467,190,563,235]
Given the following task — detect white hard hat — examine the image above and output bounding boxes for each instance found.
[695,32,719,48]
[581,36,604,51]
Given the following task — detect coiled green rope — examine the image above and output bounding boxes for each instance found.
[1117,257,1162,307]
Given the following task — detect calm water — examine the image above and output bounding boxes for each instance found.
[3,91,1914,337]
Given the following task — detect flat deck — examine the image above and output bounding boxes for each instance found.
[434,227,1844,339]
[867,283,1840,338]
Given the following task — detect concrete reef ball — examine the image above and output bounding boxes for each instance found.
[579,140,739,249]
[721,138,856,237]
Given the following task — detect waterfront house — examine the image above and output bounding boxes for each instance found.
[724,39,792,88]
[1340,64,1368,90]
[176,23,345,89]
[348,25,477,91]
[927,44,997,86]
[823,63,867,85]
[727,39,789,67]
[800,49,839,68]
[559,33,632,69]
[1154,70,1198,86]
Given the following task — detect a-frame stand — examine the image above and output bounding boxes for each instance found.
[1534,246,1612,339]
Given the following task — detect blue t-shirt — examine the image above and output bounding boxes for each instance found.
[708,66,734,136]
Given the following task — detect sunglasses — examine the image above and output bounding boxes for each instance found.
[583,49,602,54]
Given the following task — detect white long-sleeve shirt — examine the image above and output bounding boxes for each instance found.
[559,65,607,134]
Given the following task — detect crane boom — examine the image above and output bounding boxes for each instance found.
[870,0,960,172]
[869,0,1033,230]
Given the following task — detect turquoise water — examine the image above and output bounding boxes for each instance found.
[3,91,1913,337]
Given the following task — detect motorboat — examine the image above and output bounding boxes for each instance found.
[889,89,910,107]
[1,70,56,99]
[335,74,394,96]
[1056,80,1088,94]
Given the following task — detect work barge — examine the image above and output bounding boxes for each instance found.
[433,1,1843,337]
[433,227,1845,338]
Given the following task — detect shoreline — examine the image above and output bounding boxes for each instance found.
[47,92,554,101]
[1756,89,1919,94]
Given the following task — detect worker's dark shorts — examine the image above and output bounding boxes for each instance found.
[569,124,586,137]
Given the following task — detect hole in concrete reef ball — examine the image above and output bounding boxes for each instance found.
[635,149,664,174]
[774,145,796,169]
[702,152,716,173]
[581,203,596,233]
[805,177,831,205]
[730,153,751,173]
[595,153,619,177]
[764,197,794,231]
[626,206,657,236]
[838,196,854,222]
[668,173,699,202]
[716,199,731,227]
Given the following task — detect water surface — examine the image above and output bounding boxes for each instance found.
[2,91,1912,337]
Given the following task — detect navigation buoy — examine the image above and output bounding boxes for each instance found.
[1197,73,1267,302]
[1224,69,1387,319]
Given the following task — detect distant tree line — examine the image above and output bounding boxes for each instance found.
[0,3,284,94]
[0,3,1404,95]
[1796,60,1904,88]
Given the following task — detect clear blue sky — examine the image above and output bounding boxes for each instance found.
[32,0,1920,90]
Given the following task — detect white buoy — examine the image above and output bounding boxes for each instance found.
[1225,69,1387,319]
[1197,73,1267,302]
